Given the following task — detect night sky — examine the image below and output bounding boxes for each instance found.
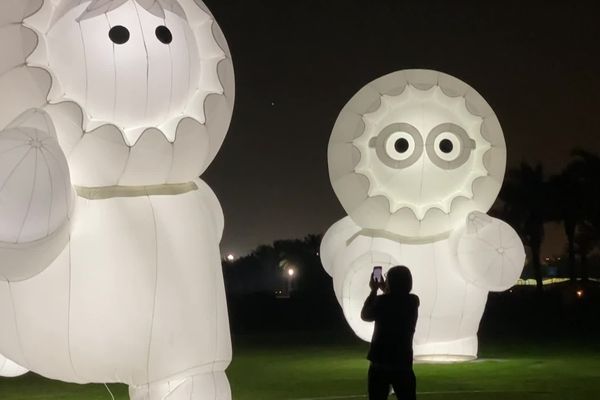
[201,0,600,257]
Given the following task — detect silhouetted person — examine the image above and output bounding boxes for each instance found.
[361,266,419,400]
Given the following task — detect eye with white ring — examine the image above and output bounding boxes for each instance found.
[433,132,461,161]
[426,123,475,169]
[370,123,424,169]
[386,131,417,161]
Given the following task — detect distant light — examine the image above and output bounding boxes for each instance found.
[576,290,584,298]
[227,254,235,261]
[288,268,295,277]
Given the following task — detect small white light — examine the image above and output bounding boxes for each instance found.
[226,254,234,261]
[288,268,295,277]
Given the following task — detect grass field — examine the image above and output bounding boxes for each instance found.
[1,335,599,400]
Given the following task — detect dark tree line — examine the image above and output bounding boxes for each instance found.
[222,234,330,296]
[500,150,600,291]
[222,235,350,334]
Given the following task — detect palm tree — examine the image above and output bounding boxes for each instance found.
[574,222,598,282]
[500,163,548,291]
[548,165,586,282]
[551,150,600,281]
[568,150,600,230]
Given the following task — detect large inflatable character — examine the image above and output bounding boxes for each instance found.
[321,70,525,361]
[0,0,235,398]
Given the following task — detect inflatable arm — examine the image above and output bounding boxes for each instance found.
[0,1,73,282]
[320,216,362,275]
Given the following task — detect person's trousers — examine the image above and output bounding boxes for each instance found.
[368,364,416,400]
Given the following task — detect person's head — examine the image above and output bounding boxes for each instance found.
[385,266,413,295]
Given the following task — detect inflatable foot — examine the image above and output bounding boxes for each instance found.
[129,371,231,400]
[0,354,28,377]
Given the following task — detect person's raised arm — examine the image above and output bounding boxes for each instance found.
[361,273,381,322]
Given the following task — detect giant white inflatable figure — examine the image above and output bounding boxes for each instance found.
[0,0,234,398]
[321,70,525,361]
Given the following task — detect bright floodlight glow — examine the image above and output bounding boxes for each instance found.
[288,268,296,277]
[321,70,525,362]
[0,0,235,398]
[576,290,584,298]
[227,254,235,261]
[414,354,476,363]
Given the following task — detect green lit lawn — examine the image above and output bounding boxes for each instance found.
[1,338,599,400]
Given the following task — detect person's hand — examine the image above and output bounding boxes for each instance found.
[369,273,378,292]
[370,273,385,292]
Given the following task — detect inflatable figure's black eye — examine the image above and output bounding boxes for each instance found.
[394,138,409,153]
[109,25,130,45]
[439,139,454,154]
[155,26,173,44]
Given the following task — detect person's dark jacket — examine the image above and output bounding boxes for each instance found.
[361,291,419,369]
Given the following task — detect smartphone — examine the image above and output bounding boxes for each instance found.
[373,266,383,283]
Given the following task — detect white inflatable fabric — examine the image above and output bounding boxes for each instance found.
[321,70,525,361]
[0,1,235,398]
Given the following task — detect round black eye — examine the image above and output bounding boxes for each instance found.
[155,26,173,44]
[439,139,454,153]
[394,138,409,153]
[109,25,130,45]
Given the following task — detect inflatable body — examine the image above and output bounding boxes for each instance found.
[321,70,525,361]
[0,1,235,398]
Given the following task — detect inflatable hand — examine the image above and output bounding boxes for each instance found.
[0,109,72,244]
[0,109,72,281]
[455,211,526,291]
